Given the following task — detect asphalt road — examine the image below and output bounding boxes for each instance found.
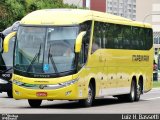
[0,88,160,114]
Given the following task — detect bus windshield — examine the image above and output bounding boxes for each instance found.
[14,26,79,75]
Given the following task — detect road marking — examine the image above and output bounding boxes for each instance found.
[144,97,160,100]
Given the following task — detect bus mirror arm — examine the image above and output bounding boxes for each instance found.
[3,32,16,53]
[75,31,86,53]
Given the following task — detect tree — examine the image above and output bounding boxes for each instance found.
[0,0,77,31]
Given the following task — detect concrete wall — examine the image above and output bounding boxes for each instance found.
[90,0,106,12]
[63,0,83,7]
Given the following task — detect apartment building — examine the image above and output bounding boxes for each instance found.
[63,0,136,20]
[106,0,136,20]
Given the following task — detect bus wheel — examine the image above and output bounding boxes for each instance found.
[117,95,127,101]
[28,100,42,108]
[128,80,136,102]
[7,90,13,98]
[135,84,141,101]
[79,83,94,107]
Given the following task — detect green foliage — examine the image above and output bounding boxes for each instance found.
[153,81,160,88]
[0,0,77,31]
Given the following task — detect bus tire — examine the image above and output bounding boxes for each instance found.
[135,84,141,101]
[127,80,136,102]
[7,90,13,98]
[79,83,94,107]
[117,95,127,101]
[28,100,42,108]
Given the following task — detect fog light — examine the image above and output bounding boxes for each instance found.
[15,90,20,95]
[65,91,71,96]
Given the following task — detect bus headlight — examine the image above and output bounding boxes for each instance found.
[59,79,78,87]
[13,80,24,86]
[0,78,8,84]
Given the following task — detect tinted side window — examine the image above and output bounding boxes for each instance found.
[106,24,114,49]
[92,22,102,53]
[93,21,153,50]
[139,28,145,50]
[78,21,92,68]
[123,26,132,49]
[145,28,153,50]
[132,27,140,50]
[114,25,123,49]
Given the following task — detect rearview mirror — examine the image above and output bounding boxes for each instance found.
[75,31,86,53]
[3,32,16,52]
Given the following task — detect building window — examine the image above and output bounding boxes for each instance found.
[159,37,160,44]
[86,0,90,9]
[154,37,159,44]
[152,16,160,22]
[155,48,158,55]
[152,4,160,11]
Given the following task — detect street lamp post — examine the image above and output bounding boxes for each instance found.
[143,13,160,23]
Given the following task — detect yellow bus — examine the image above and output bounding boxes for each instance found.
[3,9,153,107]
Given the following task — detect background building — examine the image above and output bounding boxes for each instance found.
[137,0,160,55]
[63,0,83,7]
[63,0,136,20]
[106,0,136,20]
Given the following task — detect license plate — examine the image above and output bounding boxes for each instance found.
[36,92,47,97]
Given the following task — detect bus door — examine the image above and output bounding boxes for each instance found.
[87,22,106,97]
[88,46,105,97]
[103,23,119,96]
[104,51,117,96]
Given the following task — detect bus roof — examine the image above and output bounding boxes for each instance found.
[21,9,152,28]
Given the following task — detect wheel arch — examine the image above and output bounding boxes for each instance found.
[132,76,137,85]
[138,75,144,94]
[89,78,96,98]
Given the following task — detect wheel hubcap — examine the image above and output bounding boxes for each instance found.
[137,85,141,97]
[87,86,92,103]
[131,84,135,99]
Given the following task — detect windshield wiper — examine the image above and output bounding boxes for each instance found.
[27,44,42,72]
[1,67,12,74]
[48,44,58,73]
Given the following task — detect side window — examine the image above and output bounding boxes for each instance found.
[106,24,115,49]
[139,28,145,50]
[123,26,132,49]
[106,24,123,49]
[92,22,102,53]
[132,27,139,50]
[104,23,109,48]
[114,25,123,49]
[132,27,147,50]
[101,23,106,48]
[78,21,92,68]
[145,28,153,50]
[90,22,153,51]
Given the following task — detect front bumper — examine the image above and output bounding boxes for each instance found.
[13,82,82,100]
